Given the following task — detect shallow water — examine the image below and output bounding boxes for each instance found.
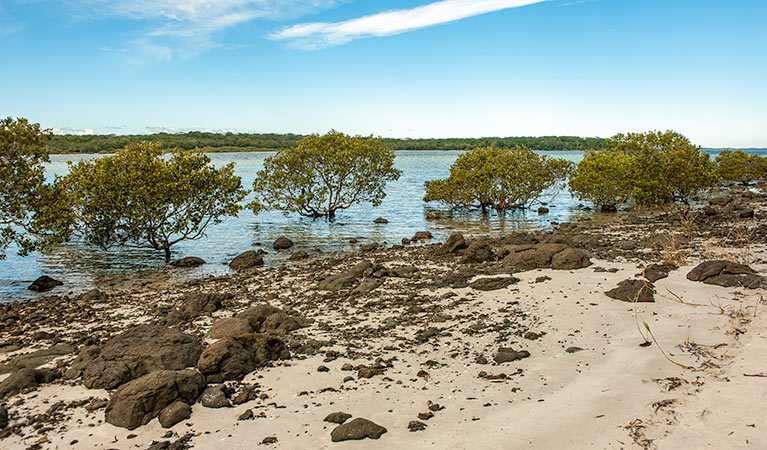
[1,148,760,301]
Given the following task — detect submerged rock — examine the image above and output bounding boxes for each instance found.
[170,257,206,268]
[273,237,294,251]
[28,275,63,292]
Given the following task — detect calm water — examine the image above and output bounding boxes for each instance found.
[1,149,761,301]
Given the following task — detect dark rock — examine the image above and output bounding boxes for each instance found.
[417,411,434,420]
[550,248,592,270]
[643,263,677,282]
[200,385,231,408]
[391,265,418,278]
[261,437,278,445]
[408,420,427,432]
[289,251,308,261]
[208,318,253,339]
[0,342,75,374]
[83,325,202,390]
[273,237,294,251]
[469,276,520,291]
[64,345,101,379]
[349,261,374,278]
[358,365,385,378]
[359,243,378,252]
[28,275,63,292]
[260,313,308,334]
[440,233,467,254]
[229,251,265,271]
[461,238,494,264]
[78,288,105,302]
[324,412,352,424]
[501,232,538,246]
[0,368,59,398]
[493,348,531,363]
[0,405,7,429]
[238,409,254,420]
[318,272,357,291]
[104,369,205,430]
[197,333,289,383]
[330,418,387,442]
[170,257,206,268]
[411,231,433,241]
[236,304,283,330]
[158,401,191,428]
[166,291,228,325]
[537,207,549,215]
[374,218,388,224]
[566,347,584,353]
[605,279,655,303]
[687,260,765,288]
[354,279,382,295]
[502,243,568,271]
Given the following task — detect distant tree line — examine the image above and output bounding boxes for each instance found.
[47,132,606,154]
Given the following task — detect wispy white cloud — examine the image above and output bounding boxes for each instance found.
[270,0,549,49]
[73,1,344,60]
[146,126,244,134]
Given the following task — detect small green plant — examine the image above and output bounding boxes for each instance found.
[423,146,572,214]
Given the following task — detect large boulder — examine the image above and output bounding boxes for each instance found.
[643,263,677,282]
[605,279,654,303]
[158,400,191,428]
[104,369,205,430]
[440,233,467,254]
[0,368,59,398]
[207,318,253,339]
[28,275,63,292]
[331,418,388,442]
[229,251,264,271]
[411,231,433,241]
[236,304,283,330]
[687,260,765,288]
[197,334,289,383]
[82,325,203,390]
[64,345,101,379]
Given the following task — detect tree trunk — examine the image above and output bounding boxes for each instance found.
[164,246,171,262]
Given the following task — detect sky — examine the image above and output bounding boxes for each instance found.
[0,0,765,147]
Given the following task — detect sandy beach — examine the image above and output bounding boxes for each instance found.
[1,189,766,450]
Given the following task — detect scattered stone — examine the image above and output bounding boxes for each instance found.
[158,401,192,428]
[273,237,294,251]
[200,385,231,408]
[64,345,101,379]
[461,238,494,263]
[330,418,387,442]
[469,276,520,291]
[0,342,75,374]
[229,250,265,271]
[261,437,278,445]
[354,279,383,295]
[550,248,592,270]
[686,260,765,288]
[643,263,677,282]
[566,346,584,353]
[493,348,531,363]
[374,218,389,224]
[318,272,357,291]
[324,412,352,424]
[166,291,228,325]
[605,279,655,303]
[417,411,434,420]
[170,257,206,268]
[28,275,63,292]
[0,405,7,429]
[537,207,549,215]
[408,420,427,432]
[104,369,205,430]
[317,365,329,372]
[238,409,254,420]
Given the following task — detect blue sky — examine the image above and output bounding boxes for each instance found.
[0,0,765,147]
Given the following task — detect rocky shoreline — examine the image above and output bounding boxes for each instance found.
[2,186,767,449]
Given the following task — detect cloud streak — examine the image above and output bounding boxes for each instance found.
[270,0,548,49]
